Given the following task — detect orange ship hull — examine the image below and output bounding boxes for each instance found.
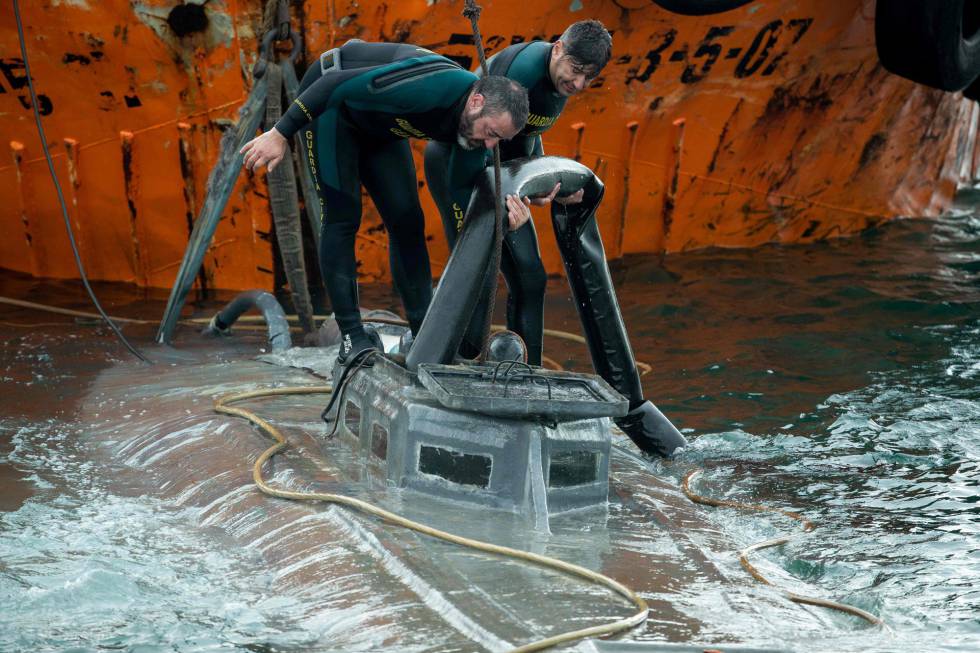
[1,0,977,289]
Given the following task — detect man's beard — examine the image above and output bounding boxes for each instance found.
[457,134,480,150]
[456,110,482,150]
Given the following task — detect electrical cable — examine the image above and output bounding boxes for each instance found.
[11,0,150,363]
[320,348,377,428]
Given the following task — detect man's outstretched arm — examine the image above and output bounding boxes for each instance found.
[241,67,366,172]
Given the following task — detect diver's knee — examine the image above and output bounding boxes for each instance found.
[423,141,449,178]
[518,259,547,297]
[387,214,427,246]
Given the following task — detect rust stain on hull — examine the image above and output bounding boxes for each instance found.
[661,117,686,252]
[8,140,38,277]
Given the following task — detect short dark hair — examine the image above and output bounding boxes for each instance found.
[559,19,612,72]
[472,75,529,131]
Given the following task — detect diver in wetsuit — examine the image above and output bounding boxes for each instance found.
[424,20,611,367]
[240,40,530,369]
[426,23,689,457]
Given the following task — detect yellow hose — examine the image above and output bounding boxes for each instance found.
[682,469,883,626]
[215,384,648,653]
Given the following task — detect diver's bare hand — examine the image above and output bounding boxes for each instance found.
[506,193,532,231]
[554,188,584,205]
[527,182,585,206]
[528,182,561,206]
[241,128,287,172]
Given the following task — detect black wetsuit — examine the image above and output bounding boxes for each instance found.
[274,40,480,346]
[424,41,566,365]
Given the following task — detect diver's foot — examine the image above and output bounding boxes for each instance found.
[614,400,688,458]
[323,327,382,424]
[332,327,382,388]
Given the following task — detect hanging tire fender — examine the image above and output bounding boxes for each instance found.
[650,0,754,15]
[875,0,980,91]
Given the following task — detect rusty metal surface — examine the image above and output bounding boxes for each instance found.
[0,0,976,289]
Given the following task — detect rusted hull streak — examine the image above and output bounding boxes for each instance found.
[662,118,686,251]
[617,121,639,258]
[9,140,38,276]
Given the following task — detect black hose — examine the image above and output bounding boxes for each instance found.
[202,290,292,351]
[12,0,150,364]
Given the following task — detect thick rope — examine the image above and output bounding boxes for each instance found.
[215,385,649,652]
[682,469,883,626]
[262,61,316,334]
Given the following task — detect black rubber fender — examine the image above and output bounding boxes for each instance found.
[651,0,754,16]
[407,156,600,372]
[875,0,980,91]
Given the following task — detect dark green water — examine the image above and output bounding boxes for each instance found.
[1,198,978,651]
[610,202,980,650]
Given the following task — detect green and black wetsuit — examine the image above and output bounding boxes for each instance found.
[424,41,566,365]
[275,40,480,347]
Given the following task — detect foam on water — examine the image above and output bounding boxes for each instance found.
[0,426,319,653]
[659,212,980,652]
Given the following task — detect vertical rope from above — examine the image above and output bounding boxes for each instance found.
[261,0,279,35]
[461,1,489,73]
[462,0,504,355]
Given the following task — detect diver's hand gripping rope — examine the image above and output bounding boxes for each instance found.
[682,469,884,626]
[215,385,649,653]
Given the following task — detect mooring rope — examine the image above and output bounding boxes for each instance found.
[682,469,883,626]
[215,385,649,652]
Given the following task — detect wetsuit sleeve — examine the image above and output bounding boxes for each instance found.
[274,68,365,139]
[446,145,491,233]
